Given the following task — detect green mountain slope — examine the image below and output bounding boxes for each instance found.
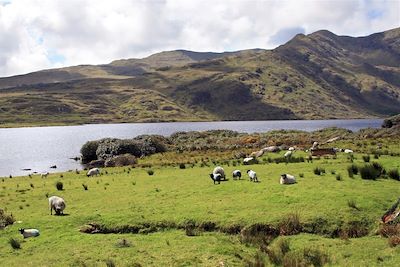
[0,28,399,127]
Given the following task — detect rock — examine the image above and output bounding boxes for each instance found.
[87,159,105,168]
[262,146,280,152]
[104,154,137,167]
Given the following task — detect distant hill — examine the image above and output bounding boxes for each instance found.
[0,28,399,127]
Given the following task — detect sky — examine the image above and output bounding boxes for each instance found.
[0,0,399,77]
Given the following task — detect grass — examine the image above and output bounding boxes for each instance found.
[0,151,399,265]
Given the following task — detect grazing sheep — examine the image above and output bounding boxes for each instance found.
[288,147,295,151]
[40,172,49,178]
[311,141,319,150]
[284,151,293,158]
[209,173,222,184]
[247,170,258,182]
[48,196,66,215]
[212,166,226,180]
[280,174,296,185]
[19,228,40,238]
[344,149,353,153]
[232,170,242,180]
[86,168,100,177]
[243,157,257,165]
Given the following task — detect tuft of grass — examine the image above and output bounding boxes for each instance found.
[299,173,304,178]
[55,181,64,191]
[362,155,370,162]
[359,164,381,180]
[82,184,88,190]
[116,239,131,248]
[278,213,302,235]
[9,238,21,249]
[388,169,400,181]
[347,164,358,178]
[336,174,342,181]
[147,169,154,176]
[388,236,400,247]
[347,199,360,210]
[105,259,116,267]
[179,163,186,169]
[313,167,325,176]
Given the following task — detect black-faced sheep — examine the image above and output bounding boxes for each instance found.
[19,228,40,238]
[232,170,241,180]
[280,174,296,185]
[48,196,66,215]
[247,170,258,182]
[212,166,225,180]
[86,168,100,177]
[209,173,222,184]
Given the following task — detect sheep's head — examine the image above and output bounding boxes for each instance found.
[55,207,62,215]
[246,170,250,173]
[18,228,25,234]
[281,174,287,179]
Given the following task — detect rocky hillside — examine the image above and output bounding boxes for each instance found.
[0,28,399,127]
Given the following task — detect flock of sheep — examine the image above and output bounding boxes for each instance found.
[209,166,296,185]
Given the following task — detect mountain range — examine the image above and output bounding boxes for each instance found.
[0,27,399,126]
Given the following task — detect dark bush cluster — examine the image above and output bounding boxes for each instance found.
[347,164,359,178]
[55,181,64,191]
[359,162,385,180]
[388,169,400,181]
[313,167,325,176]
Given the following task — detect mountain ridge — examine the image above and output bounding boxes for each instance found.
[0,28,399,127]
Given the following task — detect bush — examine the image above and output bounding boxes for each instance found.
[313,167,325,176]
[9,238,21,249]
[147,169,154,176]
[0,209,15,229]
[347,199,359,210]
[80,140,100,163]
[359,163,385,180]
[347,164,358,177]
[179,163,186,169]
[278,213,302,235]
[336,174,342,181]
[362,155,370,162]
[388,169,400,181]
[55,181,64,191]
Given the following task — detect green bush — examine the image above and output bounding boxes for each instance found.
[147,169,154,176]
[0,209,15,229]
[362,155,370,162]
[80,140,100,163]
[313,167,325,176]
[359,164,381,180]
[9,238,21,249]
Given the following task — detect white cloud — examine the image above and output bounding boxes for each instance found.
[0,0,398,76]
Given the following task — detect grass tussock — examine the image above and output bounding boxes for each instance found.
[313,167,325,176]
[9,238,21,249]
[0,209,15,229]
[388,169,400,181]
[55,181,64,191]
[278,213,302,235]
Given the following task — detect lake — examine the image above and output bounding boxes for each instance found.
[0,119,383,177]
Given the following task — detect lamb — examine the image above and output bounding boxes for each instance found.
[19,228,40,238]
[209,173,222,184]
[280,174,296,185]
[41,172,49,178]
[232,170,242,180]
[344,149,353,153]
[86,167,100,177]
[247,170,258,182]
[212,166,226,180]
[48,196,66,215]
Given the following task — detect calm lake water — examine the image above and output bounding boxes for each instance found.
[0,119,383,177]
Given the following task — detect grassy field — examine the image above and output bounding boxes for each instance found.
[1,150,399,266]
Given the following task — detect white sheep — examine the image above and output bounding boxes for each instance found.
[247,170,258,182]
[344,149,353,153]
[280,174,296,185]
[212,166,226,180]
[86,168,100,177]
[48,196,66,215]
[209,173,222,184]
[19,228,40,238]
[284,151,293,158]
[243,157,257,165]
[41,172,49,178]
[288,147,295,151]
[232,170,242,180]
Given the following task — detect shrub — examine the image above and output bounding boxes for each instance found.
[336,174,342,181]
[82,184,88,190]
[302,247,330,267]
[116,238,131,248]
[80,140,100,163]
[313,167,325,176]
[359,163,384,180]
[348,164,359,175]
[105,259,116,267]
[362,155,370,162]
[0,209,15,229]
[9,238,21,249]
[55,181,64,191]
[147,169,154,176]
[179,163,186,169]
[299,173,304,178]
[388,169,400,181]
